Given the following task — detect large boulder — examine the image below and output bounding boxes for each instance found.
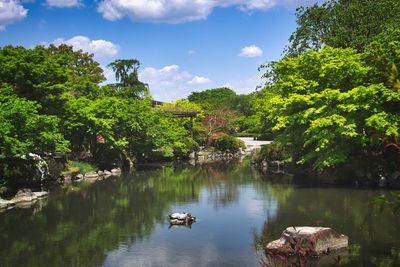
[84,171,99,180]
[266,227,348,256]
[12,189,48,204]
[0,198,15,211]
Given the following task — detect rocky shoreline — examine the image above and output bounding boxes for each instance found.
[0,188,49,212]
[61,168,122,182]
[0,167,123,213]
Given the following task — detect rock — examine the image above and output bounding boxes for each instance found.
[97,170,104,176]
[76,174,84,180]
[12,189,38,204]
[84,172,99,180]
[262,160,268,167]
[103,170,112,178]
[0,198,15,210]
[11,189,49,204]
[33,191,49,198]
[266,227,348,256]
[169,212,196,225]
[111,168,121,175]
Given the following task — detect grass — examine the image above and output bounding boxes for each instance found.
[67,161,97,174]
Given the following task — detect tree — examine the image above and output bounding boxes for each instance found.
[187,87,237,112]
[287,0,400,55]
[0,85,69,156]
[107,59,149,98]
[0,45,105,115]
[257,44,400,170]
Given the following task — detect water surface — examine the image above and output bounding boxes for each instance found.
[0,159,399,266]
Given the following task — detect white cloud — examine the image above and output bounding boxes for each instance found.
[239,45,263,58]
[188,76,210,85]
[139,64,210,101]
[46,0,81,7]
[97,0,321,23]
[52,35,119,62]
[0,0,27,31]
[223,74,263,94]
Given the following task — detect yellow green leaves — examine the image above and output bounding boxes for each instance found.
[257,43,400,171]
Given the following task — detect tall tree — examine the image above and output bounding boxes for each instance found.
[0,45,104,114]
[287,0,400,55]
[107,59,149,98]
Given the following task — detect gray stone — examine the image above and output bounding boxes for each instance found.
[12,189,38,204]
[97,170,104,176]
[169,212,196,225]
[33,191,49,198]
[266,226,348,256]
[11,189,49,204]
[0,198,15,210]
[111,168,121,175]
[84,172,99,180]
[76,174,84,180]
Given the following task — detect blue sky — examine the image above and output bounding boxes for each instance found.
[0,0,322,101]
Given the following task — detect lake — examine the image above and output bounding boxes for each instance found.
[0,159,399,267]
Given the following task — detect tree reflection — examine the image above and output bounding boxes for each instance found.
[0,161,254,267]
[253,185,400,266]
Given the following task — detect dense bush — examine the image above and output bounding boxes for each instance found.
[257,28,400,170]
[66,161,97,174]
[211,133,246,152]
[253,142,290,163]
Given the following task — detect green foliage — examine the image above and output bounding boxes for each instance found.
[0,45,104,115]
[0,180,7,195]
[107,59,149,98]
[373,191,400,214]
[254,142,290,162]
[257,43,400,170]
[64,95,195,161]
[212,133,246,152]
[67,161,97,174]
[0,44,198,167]
[187,87,237,111]
[287,0,400,55]
[0,85,70,156]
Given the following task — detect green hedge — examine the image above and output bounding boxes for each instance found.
[212,133,246,152]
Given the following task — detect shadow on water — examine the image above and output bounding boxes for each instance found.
[0,159,399,266]
[252,170,400,266]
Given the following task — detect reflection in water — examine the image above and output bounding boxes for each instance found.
[0,159,399,267]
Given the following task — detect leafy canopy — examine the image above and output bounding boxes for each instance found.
[257,32,400,170]
[287,0,400,55]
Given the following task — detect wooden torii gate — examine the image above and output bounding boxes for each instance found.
[151,100,199,137]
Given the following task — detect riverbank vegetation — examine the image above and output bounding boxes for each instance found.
[0,45,248,191]
[253,0,400,185]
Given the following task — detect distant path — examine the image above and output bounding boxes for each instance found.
[237,137,272,153]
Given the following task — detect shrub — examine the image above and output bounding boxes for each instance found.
[254,141,290,162]
[66,161,97,174]
[212,133,246,152]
